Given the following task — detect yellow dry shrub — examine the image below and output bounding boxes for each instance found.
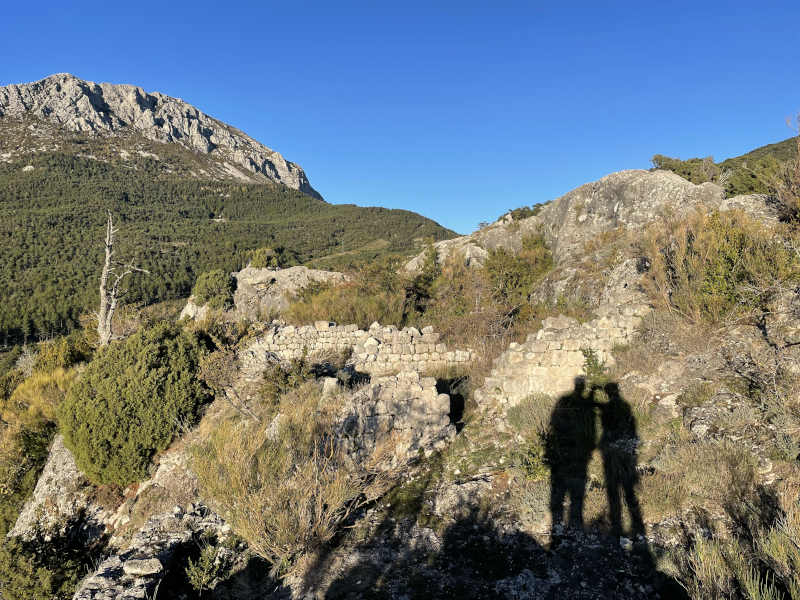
[3,368,78,431]
[192,382,396,579]
[0,367,78,523]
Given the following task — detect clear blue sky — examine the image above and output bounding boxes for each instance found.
[2,1,799,234]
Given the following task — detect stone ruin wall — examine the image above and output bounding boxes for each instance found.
[241,320,475,378]
[475,304,650,408]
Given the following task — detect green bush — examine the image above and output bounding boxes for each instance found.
[34,332,92,373]
[58,322,212,486]
[286,256,407,328]
[644,210,800,323]
[260,353,314,409]
[482,233,553,308]
[192,269,236,310]
[0,534,98,600]
[248,246,299,269]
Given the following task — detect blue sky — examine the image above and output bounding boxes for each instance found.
[2,1,799,234]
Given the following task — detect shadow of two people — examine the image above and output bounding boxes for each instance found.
[546,377,644,538]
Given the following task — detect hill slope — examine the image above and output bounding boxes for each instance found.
[0,76,456,342]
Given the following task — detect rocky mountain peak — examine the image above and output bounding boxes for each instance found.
[0,73,321,197]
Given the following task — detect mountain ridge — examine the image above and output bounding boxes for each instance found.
[0,73,322,198]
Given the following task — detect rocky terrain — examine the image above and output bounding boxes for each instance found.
[0,73,321,195]
[2,109,799,599]
[406,168,778,271]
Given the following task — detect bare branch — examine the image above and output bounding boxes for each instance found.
[97,212,149,346]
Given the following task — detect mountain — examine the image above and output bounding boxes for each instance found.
[0,74,455,342]
[0,73,320,196]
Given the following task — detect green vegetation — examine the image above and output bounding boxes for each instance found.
[260,354,314,408]
[0,366,79,536]
[0,534,103,600]
[0,144,453,343]
[192,269,236,310]
[483,233,553,309]
[58,322,212,486]
[505,201,550,221]
[247,246,299,269]
[287,233,556,359]
[185,541,232,594]
[642,210,800,323]
[651,132,799,198]
[285,255,408,329]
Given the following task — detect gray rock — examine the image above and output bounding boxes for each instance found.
[406,169,778,271]
[122,558,162,577]
[0,73,321,197]
[181,265,347,320]
[10,435,110,541]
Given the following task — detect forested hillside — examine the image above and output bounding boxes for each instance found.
[0,151,453,343]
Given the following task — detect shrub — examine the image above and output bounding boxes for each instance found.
[192,383,394,579]
[769,125,800,222]
[643,210,800,323]
[260,354,313,408]
[403,245,441,319]
[192,269,236,310]
[34,332,92,373]
[651,154,720,184]
[0,368,77,535]
[185,541,231,594]
[58,322,212,486]
[247,246,299,269]
[483,233,553,309]
[285,256,407,328]
[5,368,79,431]
[0,533,103,600]
[670,480,800,599]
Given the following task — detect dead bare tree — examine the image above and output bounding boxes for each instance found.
[97,212,149,347]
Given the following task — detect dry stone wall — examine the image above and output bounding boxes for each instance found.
[475,304,649,407]
[336,371,455,467]
[242,321,475,378]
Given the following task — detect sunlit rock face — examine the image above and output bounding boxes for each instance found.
[0,73,322,197]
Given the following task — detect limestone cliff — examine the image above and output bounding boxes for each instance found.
[0,73,321,197]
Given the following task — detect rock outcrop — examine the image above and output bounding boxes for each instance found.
[0,73,321,197]
[406,169,778,270]
[10,435,110,542]
[73,505,229,600]
[180,265,348,321]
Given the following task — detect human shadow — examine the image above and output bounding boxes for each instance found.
[319,502,685,599]
[302,376,688,598]
[546,378,646,539]
[597,382,645,538]
[545,377,597,532]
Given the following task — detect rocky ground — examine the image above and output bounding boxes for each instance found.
[6,168,798,599]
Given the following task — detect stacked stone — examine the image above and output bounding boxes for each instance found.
[475,304,649,407]
[241,321,475,380]
[337,371,454,466]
